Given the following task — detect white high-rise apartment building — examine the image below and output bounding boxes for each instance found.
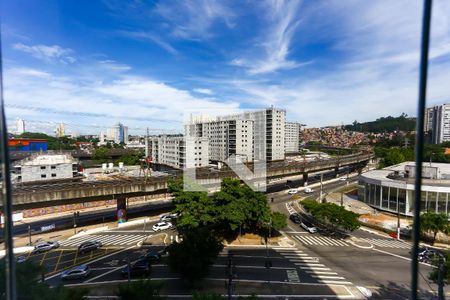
[285,122,301,153]
[217,107,286,161]
[426,103,450,144]
[186,119,253,162]
[146,135,209,169]
[101,123,129,144]
[15,118,25,134]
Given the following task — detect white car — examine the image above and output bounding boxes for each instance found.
[301,221,317,233]
[287,188,298,195]
[304,187,314,193]
[152,222,173,232]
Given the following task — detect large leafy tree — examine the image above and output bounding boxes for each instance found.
[167,227,224,285]
[420,212,449,245]
[167,178,286,283]
[214,178,272,235]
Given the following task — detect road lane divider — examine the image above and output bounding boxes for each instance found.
[53,250,64,272]
[39,252,48,266]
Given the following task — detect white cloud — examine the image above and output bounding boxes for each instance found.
[155,0,235,39]
[219,0,450,126]
[4,67,239,133]
[232,0,307,75]
[117,31,178,55]
[13,43,76,64]
[98,60,131,71]
[8,67,51,78]
[193,88,213,95]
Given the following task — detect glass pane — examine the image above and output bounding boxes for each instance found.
[437,192,447,213]
[382,186,389,209]
[427,192,437,212]
[389,187,397,211]
[398,188,406,214]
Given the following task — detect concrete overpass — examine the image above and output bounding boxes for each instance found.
[5,152,372,210]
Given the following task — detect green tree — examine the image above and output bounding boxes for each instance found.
[169,179,218,231]
[118,152,144,165]
[167,178,284,283]
[428,250,450,284]
[167,227,224,285]
[420,212,449,245]
[116,280,164,300]
[270,211,288,231]
[18,132,76,150]
[214,178,271,235]
[92,146,111,164]
[300,200,360,232]
[382,148,405,167]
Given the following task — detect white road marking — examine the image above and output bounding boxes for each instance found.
[319,280,353,285]
[305,271,338,275]
[312,275,346,280]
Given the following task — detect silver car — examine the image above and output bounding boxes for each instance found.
[32,241,60,253]
[61,264,91,280]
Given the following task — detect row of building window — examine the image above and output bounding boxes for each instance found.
[40,165,57,170]
[358,182,449,215]
[41,174,57,178]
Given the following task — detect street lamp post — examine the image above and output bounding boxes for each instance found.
[28,225,31,246]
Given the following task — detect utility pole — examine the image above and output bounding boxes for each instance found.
[319,173,323,202]
[28,225,31,246]
[340,192,344,207]
[437,255,445,300]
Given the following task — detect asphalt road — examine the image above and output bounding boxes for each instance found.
[2,200,173,240]
[271,181,448,299]
[43,245,362,298]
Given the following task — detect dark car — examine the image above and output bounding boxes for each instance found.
[121,259,151,278]
[61,264,91,280]
[16,256,27,264]
[78,240,102,254]
[289,213,301,224]
[140,251,161,264]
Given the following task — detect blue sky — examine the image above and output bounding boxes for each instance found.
[2,0,450,135]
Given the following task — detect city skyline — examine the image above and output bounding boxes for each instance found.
[3,1,450,134]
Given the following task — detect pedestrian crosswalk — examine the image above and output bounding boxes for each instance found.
[359,238,410,249]
[286,202,297,215]
[291,234,411,249]
[275,248,352,286]
[59,233,149,247]
[293,235,349,247]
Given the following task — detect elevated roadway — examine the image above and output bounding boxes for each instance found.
[6,152,372,210]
